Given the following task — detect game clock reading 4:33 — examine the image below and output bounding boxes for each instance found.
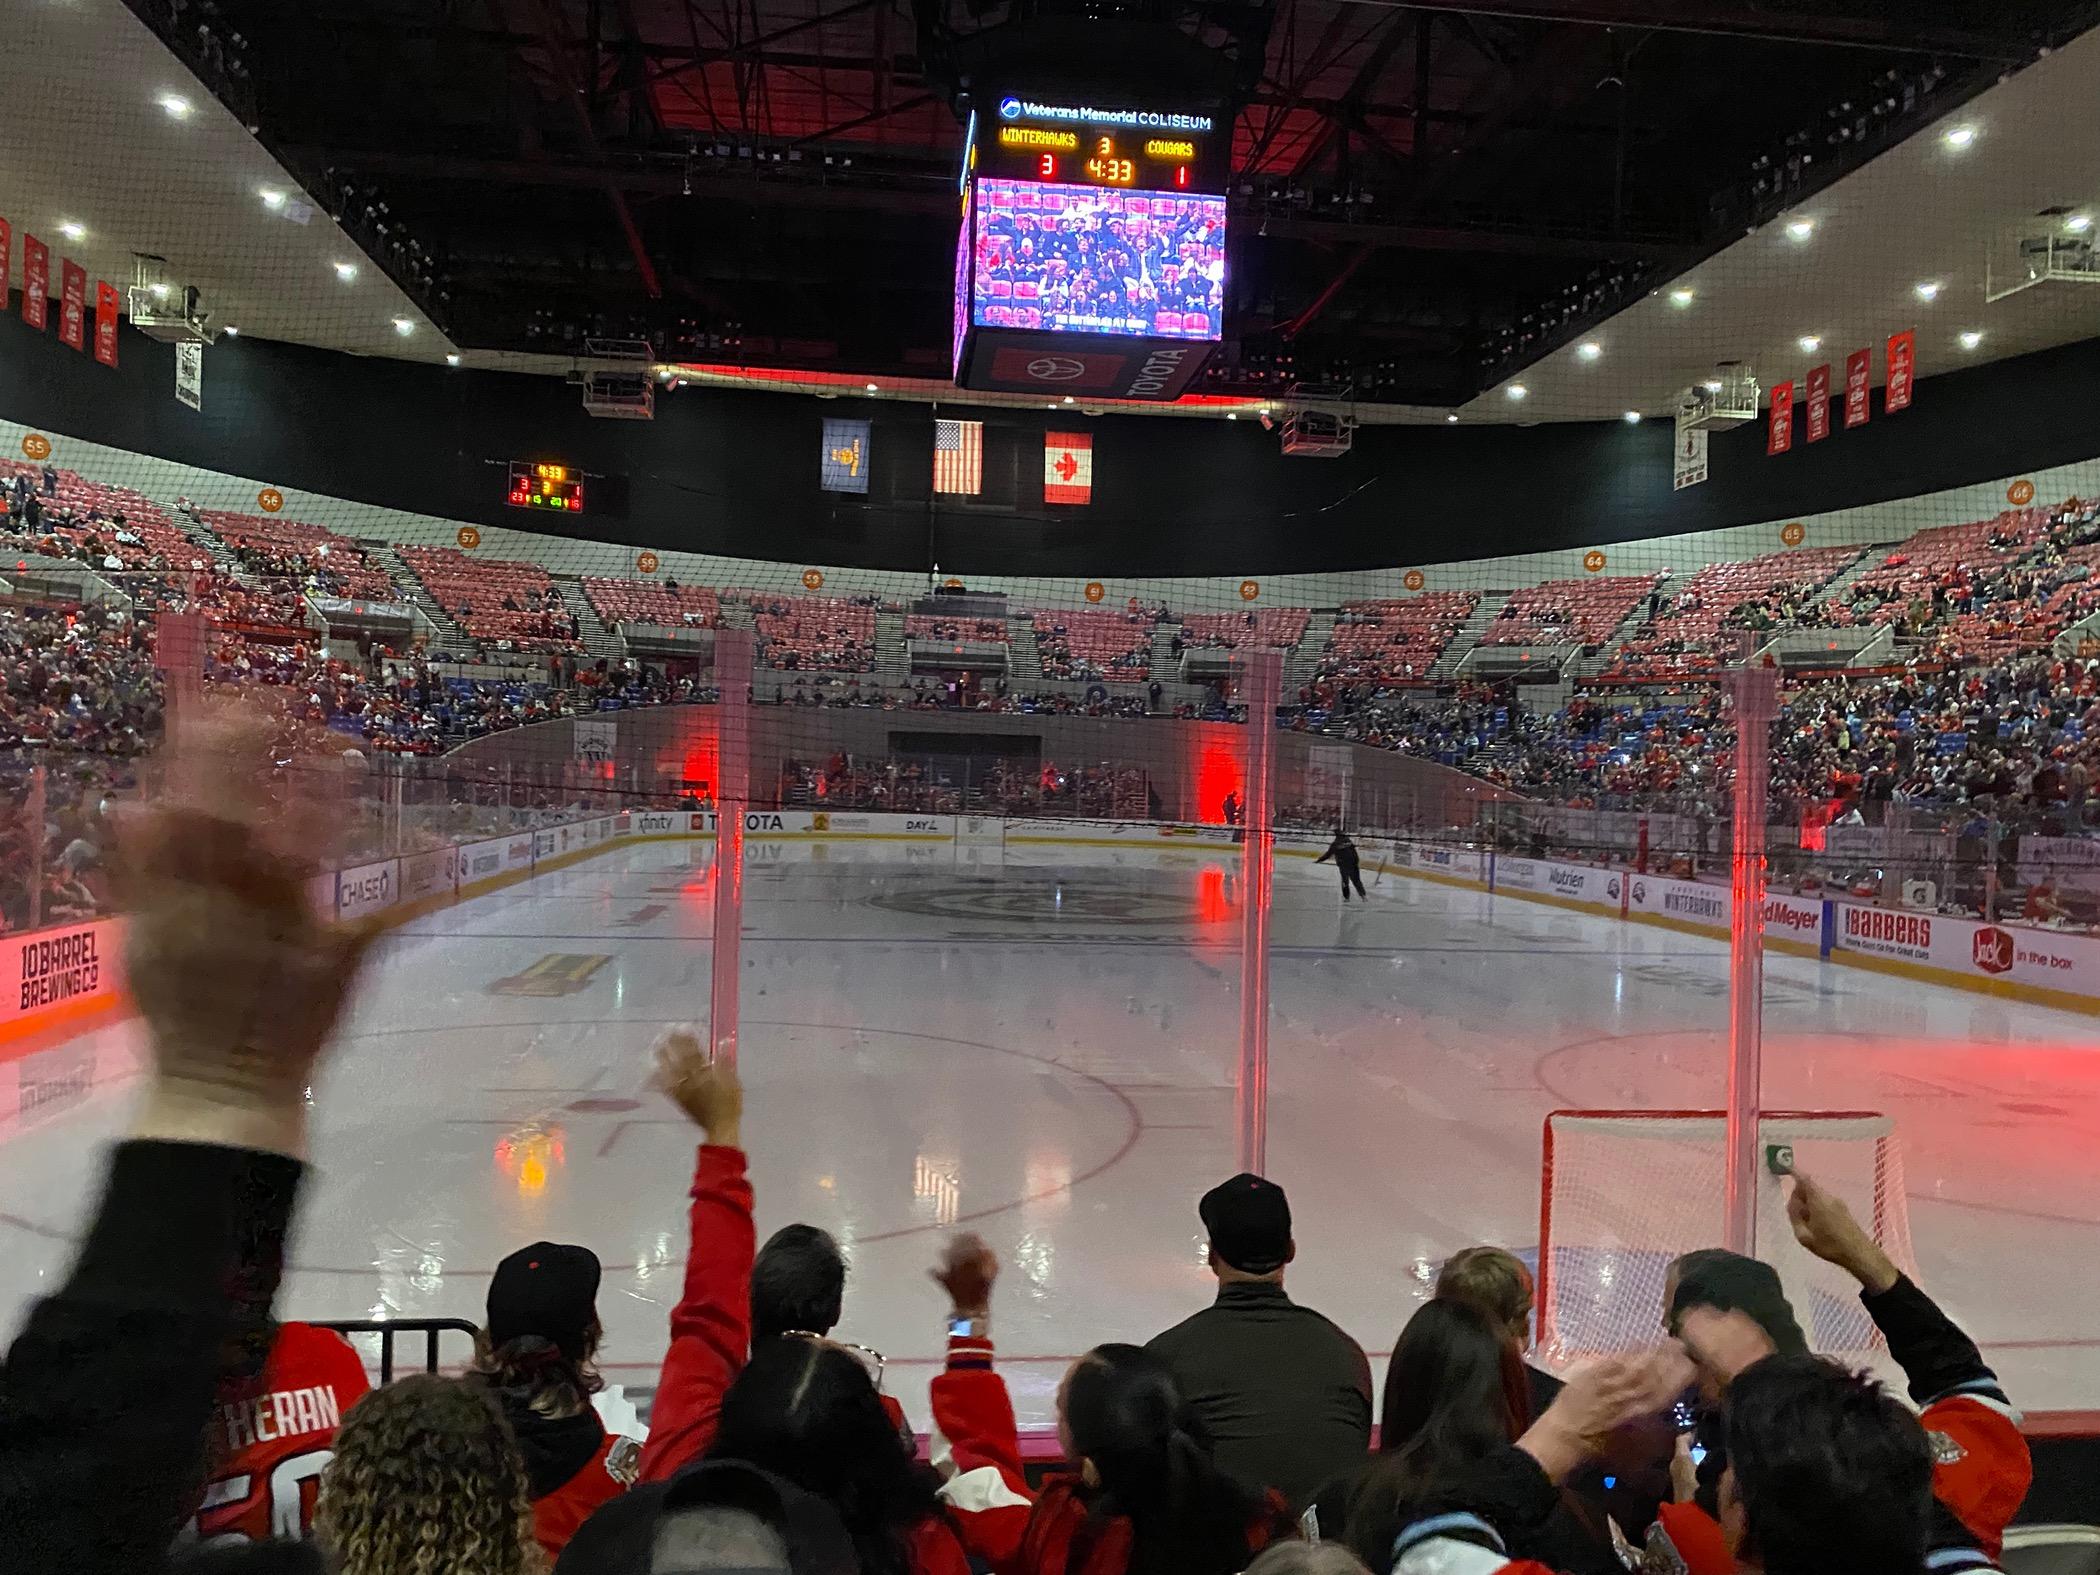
[506,460,585,513]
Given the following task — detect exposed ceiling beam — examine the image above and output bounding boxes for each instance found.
[294,143,1695,259]
[1291,10,1419,176]
[1332,0,2034,60]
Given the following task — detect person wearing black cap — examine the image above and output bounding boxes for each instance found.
[474,1240,642,1560]
[1143,1174,1371,1507]
[1313,829,1367,901]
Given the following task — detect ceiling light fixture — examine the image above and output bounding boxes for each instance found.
[392,317,415,336]
[2067,213,2093,234]
[1942,124,1978,150]
[1577,341,1602,361]
[1784,217,1815,240]
[58,220,85,241]
[1622,411,1642,424]
[1704,379,1724,392]
[156,92,193,119]
[1959,329,1984,350]
[864,382,878,392]
[1914,279,1942,301]
[222,325,238,337]
[259,186,287,210]
[1506,384,1528,400]
[333,261,357,281]
[1670,287,1695,308]
[1062,395,1075,405]
[1798,335,1822,352]
[446,353,461,367]
[1446,413,1459,424]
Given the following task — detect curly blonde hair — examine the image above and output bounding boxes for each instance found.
[315,1373,547,1575]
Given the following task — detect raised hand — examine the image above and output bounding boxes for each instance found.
[1518,1344,1696,1483]
[932,1232,998,1318]
[120,705,379,1158]
[655,1028,743,1147]
[1785,1171,1899,1293]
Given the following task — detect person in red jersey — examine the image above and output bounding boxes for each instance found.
[189,1321,370,1545]
[928,1232,1295,1575]
[472,1240,642,1560]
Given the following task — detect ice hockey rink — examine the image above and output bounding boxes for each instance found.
[3,835,2098,1430]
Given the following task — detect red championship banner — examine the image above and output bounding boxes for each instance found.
[93,280,119,366]
[0,218,11,312]
[1805,363,1831,443]
[21,234,49,330]
[1843,348,1871,428]
[1767,380,1796,455]
[58,259,87,350]
[1885,329,1916,413]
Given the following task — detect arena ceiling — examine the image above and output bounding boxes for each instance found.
[14,1,2100,419]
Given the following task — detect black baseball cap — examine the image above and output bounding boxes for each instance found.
[488,1241,601,1355]
[1199,1173,1292,1274]
[555,1459,858,1575]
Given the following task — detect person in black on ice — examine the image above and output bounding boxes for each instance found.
[1315,828,1367,901]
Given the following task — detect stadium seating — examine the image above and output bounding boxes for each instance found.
[1032,608,1152,681]
[1603,546,1861,679]
[1315,593,1478,682]
[198,509,406,603]
[905,613,1010,644]
[398,545,581,652]
[1479,573,1657,649]
[752,595,877,671]
[1180,607,1312,651]
[583,577,722,630]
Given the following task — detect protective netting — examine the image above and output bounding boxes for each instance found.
[6,0,2100,1425]
[1538,1111,1917,1366]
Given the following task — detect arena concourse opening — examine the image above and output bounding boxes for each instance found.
[4,2,2100,1572]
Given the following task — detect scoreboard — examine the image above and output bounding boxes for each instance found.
[506,460,585,513]
[953,92,1228,403]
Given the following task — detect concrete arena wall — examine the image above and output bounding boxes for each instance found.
[442,705,1515,828]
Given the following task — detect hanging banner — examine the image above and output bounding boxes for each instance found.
[819,417,870,494]
[1671,418,1708,491]
[58,259,87,350]
[1805,363,1831,443]
[0,218,11,313]
[174,339,204,411]
[1044,431,1094,505]
[93,281,119,366]
[1766,380,1795,455]
[1885,329,1916,413]
[1843,348,1871,428]
[21,234,48,330]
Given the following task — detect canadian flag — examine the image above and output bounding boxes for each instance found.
[1044,431,1093,505]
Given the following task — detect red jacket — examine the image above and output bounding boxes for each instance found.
[637,1144,756,1484]
[638,1145,959,1575]
[529,1428,641,1558]
[930,1334,1285,1575]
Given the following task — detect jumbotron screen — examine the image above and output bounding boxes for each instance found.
[970,179,1226,342]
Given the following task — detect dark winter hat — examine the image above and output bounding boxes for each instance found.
[1667,1248,1809,1357]
[488,1241,601,1355]
[1200,1173,1293,1274]
[554,1458,858,1575]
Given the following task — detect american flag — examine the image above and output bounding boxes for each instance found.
[932,418,984,496]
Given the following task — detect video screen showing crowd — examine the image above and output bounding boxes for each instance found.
[971,181,1227,341]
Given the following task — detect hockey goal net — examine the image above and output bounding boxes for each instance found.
[1536,1108,1915,1367]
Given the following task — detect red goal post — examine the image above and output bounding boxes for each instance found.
[1536,1108,1915,1368]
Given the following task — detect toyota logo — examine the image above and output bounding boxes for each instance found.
[1026,356,1087,382]
[998,97,1022,119]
